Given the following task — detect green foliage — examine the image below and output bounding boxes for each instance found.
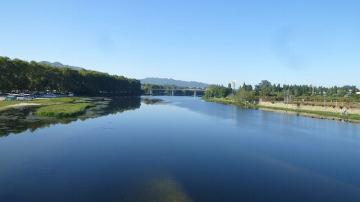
[204,97,256,108]
[255,80,273,97]
[32,97,80,104]
[235,83,255,102]
[0,56,141,95]
[0,101,21,108]
[348,114,360,121]
[36,103,93,118]
[250,80,359,101]
[204,85,232,98]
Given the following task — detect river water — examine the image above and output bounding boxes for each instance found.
[0,96,360,202]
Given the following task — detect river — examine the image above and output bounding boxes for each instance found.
[0,96,360,202]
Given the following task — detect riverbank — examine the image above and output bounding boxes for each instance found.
[0,97,94,118]
[0,97,141,137]
[204,97,360,123]
[204,97,256,108]
[0,102,41,112]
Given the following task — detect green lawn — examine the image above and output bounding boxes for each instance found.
[36,103,93,118]
[0,97,82,108]
[0,97,95,118]
[31,97,82,104]
[0,101,21,108]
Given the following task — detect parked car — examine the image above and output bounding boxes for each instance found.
[17,94,33,100]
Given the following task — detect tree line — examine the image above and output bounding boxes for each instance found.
[0,56,141,96]
[205,80,360,102]
[142,84,205,96]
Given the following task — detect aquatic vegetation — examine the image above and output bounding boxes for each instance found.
[36,103,94,118]
[0,97,83,111]
[142,98,163,105]
[31,97,81,104]
[0,101,21,108]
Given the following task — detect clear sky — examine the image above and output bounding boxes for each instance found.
[0,0,359,86]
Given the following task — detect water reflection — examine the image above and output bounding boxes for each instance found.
[0,97,141,137]
[166,96,360,138]
[125,176,193,202]
[1,96,360,201]
[141,97,164,105]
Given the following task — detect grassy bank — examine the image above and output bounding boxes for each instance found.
[204,97,256,108]
[0,101,21,108]
[0,97,81,108]
[36,103,93,118]
[34,97,95,118]
[204,97,360,123]
[31,97,84,105]
[0,101,41,112]
[0,97,95,118]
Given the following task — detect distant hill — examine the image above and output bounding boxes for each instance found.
[39,61,84,71]
[141,77,209,88]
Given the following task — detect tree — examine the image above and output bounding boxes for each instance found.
[235,85,255,102]
[256,80,272,98]
[0,56,141,96]
[204,85,232,98]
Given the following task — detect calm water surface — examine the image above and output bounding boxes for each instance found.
[1,96,360,202]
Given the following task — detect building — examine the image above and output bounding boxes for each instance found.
[5,95,17,101]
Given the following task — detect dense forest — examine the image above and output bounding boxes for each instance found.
[205,80,360,102]
[0,57,141,96]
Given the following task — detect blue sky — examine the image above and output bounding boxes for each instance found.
[0,0,359,86]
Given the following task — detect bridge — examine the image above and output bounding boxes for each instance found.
[144,88,206,97]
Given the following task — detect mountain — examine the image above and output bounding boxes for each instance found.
[39,61,84,71]
[140,77,209,89]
